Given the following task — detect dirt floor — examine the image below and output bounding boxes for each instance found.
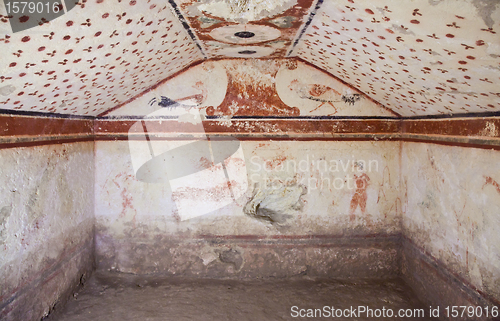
[47,272,429,320]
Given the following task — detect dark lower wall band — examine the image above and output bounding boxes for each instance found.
[402,237,500,320]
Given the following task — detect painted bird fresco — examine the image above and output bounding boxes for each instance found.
[288,79,342,113]
[288,79,363,114]
[149,81,208,109]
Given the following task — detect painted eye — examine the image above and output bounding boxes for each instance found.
[237,50,257,55]
[234,31,255,38]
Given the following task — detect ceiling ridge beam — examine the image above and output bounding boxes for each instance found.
[167,0,207,60]
[287,0,325,57]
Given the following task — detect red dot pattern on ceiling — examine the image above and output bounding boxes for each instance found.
[0,0,203,116]
[295,0,500,116]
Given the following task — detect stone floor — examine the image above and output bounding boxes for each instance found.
[47,272,429,320]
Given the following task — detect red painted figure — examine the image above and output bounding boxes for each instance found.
[350,172,370,220]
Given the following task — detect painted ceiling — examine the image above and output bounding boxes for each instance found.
[0,0,499,117]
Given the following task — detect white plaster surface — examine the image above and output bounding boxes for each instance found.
[402,142,500,300]
[0,142,94,304]
[192,0,297,23]
[94,140,401,238]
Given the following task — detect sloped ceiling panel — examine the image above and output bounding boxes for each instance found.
[294,0,500,116]
[0,0,203,116]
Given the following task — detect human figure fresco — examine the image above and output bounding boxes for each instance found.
[349,163,370,220]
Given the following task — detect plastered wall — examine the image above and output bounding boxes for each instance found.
[0,142,95,320]
[94,139,401,277]
[402,142,500,303]
[1,116,499,319]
